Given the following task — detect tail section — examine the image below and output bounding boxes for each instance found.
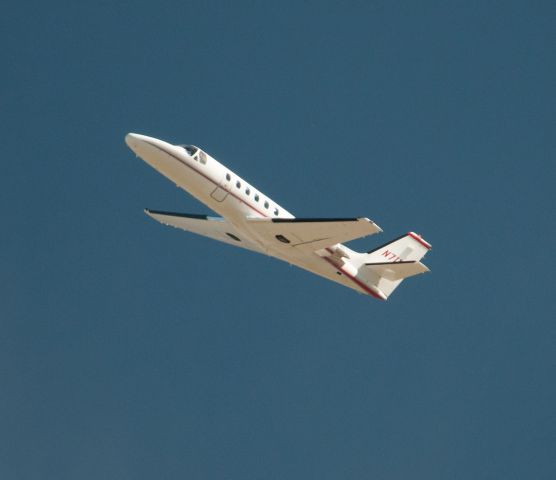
[365,260,429,281]
[366,231,431,263]
[357,232,432,299]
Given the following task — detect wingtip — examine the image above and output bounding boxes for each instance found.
[359,217,383,233]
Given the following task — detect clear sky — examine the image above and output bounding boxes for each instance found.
[1,1,555,479]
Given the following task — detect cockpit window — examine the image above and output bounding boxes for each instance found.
[181,145,198,157]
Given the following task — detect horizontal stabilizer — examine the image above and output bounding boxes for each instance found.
[365,260,429,281]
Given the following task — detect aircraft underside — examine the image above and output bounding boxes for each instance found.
[127,133,432,300]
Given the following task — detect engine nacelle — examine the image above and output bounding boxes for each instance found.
[339,260,358,278]
[333,245,351,259]
[314,245,350,259]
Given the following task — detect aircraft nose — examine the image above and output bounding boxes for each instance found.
[125,132,145,149]
[125,132,163,157]
[125,132,182,164]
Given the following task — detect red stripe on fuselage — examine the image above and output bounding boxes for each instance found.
[146,140,382,299]
[323,249,384,300]
[144,140,268,217]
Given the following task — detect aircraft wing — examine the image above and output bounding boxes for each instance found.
[144,209,264,253]
[246,217,382,253]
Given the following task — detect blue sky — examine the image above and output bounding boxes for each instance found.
[1,1,555,479]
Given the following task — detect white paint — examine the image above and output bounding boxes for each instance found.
[126,133,431,300]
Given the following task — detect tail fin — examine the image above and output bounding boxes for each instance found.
[359,232,432,299]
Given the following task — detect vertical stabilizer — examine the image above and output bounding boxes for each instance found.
[359,232,432,299]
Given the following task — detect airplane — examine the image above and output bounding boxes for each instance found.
[125,133,432,301]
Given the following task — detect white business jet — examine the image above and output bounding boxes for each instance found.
[126,133,431,300]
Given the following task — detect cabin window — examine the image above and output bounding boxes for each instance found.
[264,201,269,209]
[226,173,231,181]
[245,187,250,195]
[254,194,259,202]
[274,208,279,216]
[236,181,241,189]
